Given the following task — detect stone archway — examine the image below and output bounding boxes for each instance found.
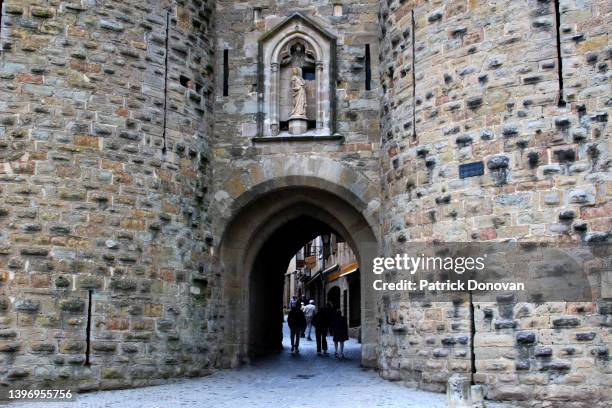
[217,180,379,369]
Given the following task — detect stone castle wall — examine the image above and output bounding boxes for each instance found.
[0,0,220,395]
[378,0,610,406]
[0,0,609,405]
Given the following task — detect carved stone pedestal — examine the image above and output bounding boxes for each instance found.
[289,117,308,135]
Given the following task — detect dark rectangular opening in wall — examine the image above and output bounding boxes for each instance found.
[279,121,289,131]
[553,0,565,106]
[411,10,417,140]
[307,120,316,130]
[162,9,171,155]
[179,75,190,87]
[223,49,229,96]
[469,291,476,384]
[365,44,371,91]
[84,290,92,366]
[302,67,316,81]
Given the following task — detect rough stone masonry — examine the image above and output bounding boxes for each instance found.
[0,0,221,396]
[0,0,610,407]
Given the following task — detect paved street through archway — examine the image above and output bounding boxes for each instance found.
[11,322,450,408]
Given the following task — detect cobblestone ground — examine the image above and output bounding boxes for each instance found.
[8,322,506,408]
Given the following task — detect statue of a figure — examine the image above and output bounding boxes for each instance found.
[289,67,307,118]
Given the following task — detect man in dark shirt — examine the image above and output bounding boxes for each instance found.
[312,302,333,355]
[287,305,306,354]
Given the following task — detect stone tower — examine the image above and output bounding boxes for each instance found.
[0,0,220,394]
[377,0,610,405]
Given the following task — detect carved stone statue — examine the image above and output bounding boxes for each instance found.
[289,67,307,118]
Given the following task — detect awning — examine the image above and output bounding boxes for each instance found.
[304,255,317,269]
[307,263,338,286]
[326,262,358,282]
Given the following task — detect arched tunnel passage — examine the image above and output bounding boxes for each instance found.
[249,215,352,357]
[218,184,379,368]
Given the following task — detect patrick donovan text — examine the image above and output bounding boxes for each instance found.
[372,279,525,292]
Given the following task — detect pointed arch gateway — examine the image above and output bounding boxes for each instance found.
[217,176,379,369]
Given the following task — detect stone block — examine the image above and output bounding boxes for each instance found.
[92,342,118,353]
[474,334,513,347]
[516,331,536,344]
[60,299,85,313]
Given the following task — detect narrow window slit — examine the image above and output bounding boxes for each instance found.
[0,0,4,36]
[223,49,229,97]
[365,44,372,91]
[553,0,566,107]
[84,289,93,366]
[411,10,417,140]
[161,10,171,155]
[469,291,476,384]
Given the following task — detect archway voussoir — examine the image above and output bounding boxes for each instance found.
[225,175,250,199]
[320,159,343,184]
[247,164,266,186]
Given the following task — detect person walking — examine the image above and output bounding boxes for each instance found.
[287,304,306,354]
[312,302,332,355]
[331,309,349,359]
[302,300,316,341]
[289,295,298,309]
[299,295,307,337]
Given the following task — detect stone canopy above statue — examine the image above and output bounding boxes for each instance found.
[257,13,337,138]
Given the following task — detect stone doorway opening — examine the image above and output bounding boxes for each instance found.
[282,228,362,354]
[218,183,378,368]
[252,216,361,357]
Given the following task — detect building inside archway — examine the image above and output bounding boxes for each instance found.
[283,234,361,336]
[249,216,361,358]
[283,233,361,324]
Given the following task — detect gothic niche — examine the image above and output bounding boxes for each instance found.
[258,13,336,137]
